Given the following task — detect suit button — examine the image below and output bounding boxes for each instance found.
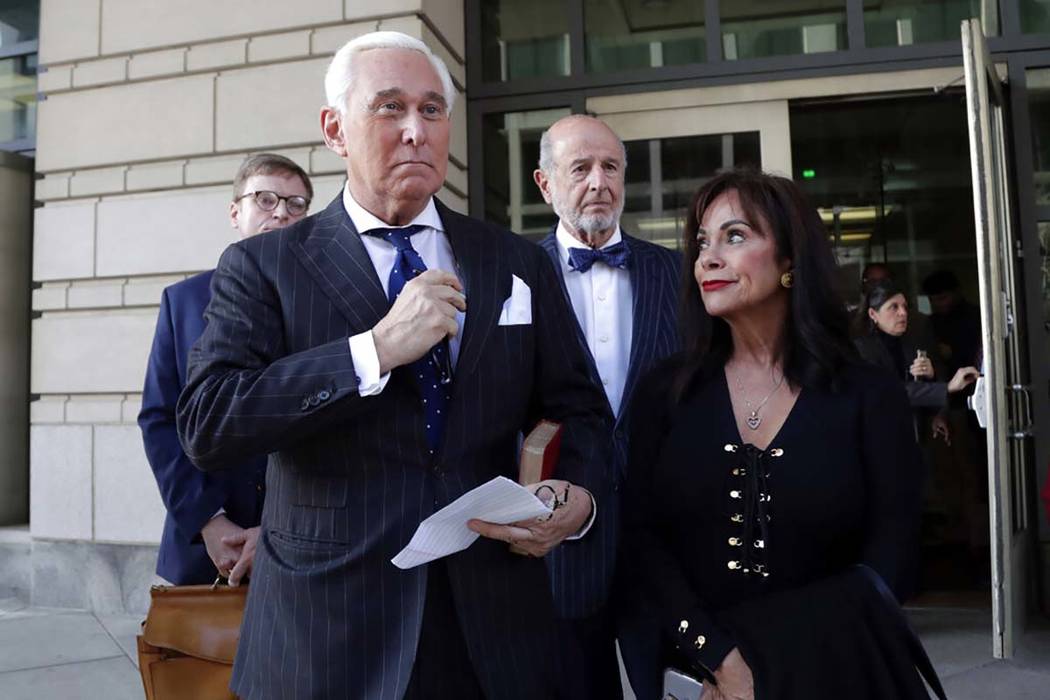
[256,484,263,492]
[308,395,320,407]
[318,389,331,401]
[300,398,310,411]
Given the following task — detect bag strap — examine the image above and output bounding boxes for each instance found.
[855,565,948,700]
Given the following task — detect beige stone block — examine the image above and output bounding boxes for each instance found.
[94,426,165,544]
[101,0,343,54]
[65,395,125,423]
[67,280,126,309]
[69,167,126,198]
[30,396,67,424]
[272,148,313,174]
[38,65,72,93]
[37,75,215,173]
[450,94,467,165]
[309,175,346,211]
[423,0,465,59]
[40,0,101,65]
[33,201,96,282]
[184,154,247,186]
[126,162,185,191]
[128,48,186,80]
[310,146,344,175]
[215,59,328,152]
[123,275,186,307]
[310,21,377,55]
[376,14,423,38]
[438,185,466,215]
[121,395,142,424]
[345,0,420,21]
[30,425,93,540]
[96,187,236,277]
[35,174,70,201]
[422,23,464,89]
[248,30,311,63]
[72,57,128,88]
[445,162,466,195]
[32,283,69,311]
[186,39,247,72]
[31,309,158,394]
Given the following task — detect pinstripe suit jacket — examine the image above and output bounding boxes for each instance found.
[539,231,681,619]
[176,196,611,700]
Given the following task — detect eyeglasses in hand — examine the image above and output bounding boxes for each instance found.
[235,190,311,217]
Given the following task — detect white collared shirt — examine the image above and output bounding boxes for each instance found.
[555,222,633,417]
[343,185,464,395]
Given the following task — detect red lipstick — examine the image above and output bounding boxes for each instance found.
[701,280,733,291]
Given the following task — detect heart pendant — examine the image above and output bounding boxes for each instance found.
[746,414,761,430]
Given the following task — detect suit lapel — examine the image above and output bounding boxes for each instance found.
[620,234,654,424]
[539,231,604,392]
[439,201,505,379]
[289,196,390,332]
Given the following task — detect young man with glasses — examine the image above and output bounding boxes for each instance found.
[139,153,313,586]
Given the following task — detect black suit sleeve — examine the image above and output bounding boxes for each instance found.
[620,366,736,679]
[177,241,378,470]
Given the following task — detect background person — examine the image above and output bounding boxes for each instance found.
[139,153,313,586]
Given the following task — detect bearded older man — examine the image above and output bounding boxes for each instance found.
[177,32,610,700]
[533,114,681,698]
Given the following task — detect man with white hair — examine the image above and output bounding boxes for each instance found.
[534,114,681,699]
[178,31,610,699]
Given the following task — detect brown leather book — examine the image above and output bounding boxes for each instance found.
[518,420,562,485]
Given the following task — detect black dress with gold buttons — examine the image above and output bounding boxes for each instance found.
[619,358,927,699]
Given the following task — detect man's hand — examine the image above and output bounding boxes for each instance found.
[467,480,592,558]
[948,366,980,393]
[200,515,245,577]
[373,270,465,374]
[712,647,754,700]
[931,414,951,445]
[222,526,260,587]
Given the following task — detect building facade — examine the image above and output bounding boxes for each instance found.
[1,0,1048,655]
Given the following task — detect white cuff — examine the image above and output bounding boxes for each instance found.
[348,331,391,397]
[565,491,597,541]
[210,508,226,520]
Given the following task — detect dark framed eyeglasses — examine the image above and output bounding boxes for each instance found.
[235,190,311,216]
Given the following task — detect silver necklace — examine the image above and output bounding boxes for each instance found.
[734,371,785,430]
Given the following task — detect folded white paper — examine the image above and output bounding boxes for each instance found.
[391,476,551,569]
[497,274,532,326]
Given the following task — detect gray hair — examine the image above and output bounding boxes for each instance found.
[537,115,627,174]
[324,31,456,115]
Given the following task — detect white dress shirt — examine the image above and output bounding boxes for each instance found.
[555,222,633,417]
[343,185,464,396]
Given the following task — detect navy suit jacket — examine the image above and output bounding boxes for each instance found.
[138,271,267,585]
[539,230,681,619]
[176,196,611,700]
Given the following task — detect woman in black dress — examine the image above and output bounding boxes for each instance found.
[618,170,943,700]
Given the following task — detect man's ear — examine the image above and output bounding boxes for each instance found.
[229,200,240,231]
[321,106,347,157]
[533,169,553,205]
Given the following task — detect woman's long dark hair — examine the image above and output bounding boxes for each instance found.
[672,168,856,402]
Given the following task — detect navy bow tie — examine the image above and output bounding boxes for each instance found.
[567,241,631,273]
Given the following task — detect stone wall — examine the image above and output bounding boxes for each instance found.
[30,0,466,612]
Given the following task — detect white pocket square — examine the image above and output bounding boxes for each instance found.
[498,275,532,326]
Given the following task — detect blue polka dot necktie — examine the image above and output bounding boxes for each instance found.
[370,225,450,454]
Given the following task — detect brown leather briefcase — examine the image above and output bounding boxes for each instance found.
[136,583,247,700]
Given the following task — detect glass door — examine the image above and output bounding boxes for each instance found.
[962,18,1037,658]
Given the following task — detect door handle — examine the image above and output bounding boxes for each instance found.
[1008,384,1034,440]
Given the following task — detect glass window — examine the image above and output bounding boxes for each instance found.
[482,108,571,239]
[0,1,39,47]
[1038,222,1050,332]
[621,132,761,249]
[1029,69,1050,205]
[720,1,846,61]
[790,95,978,308]
[1021,0,1050,34]
[585,0,705,74]
[481,0,570,83]
[865,1,995,48]
[0,55,37,147]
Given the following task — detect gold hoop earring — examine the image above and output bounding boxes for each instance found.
[780,271,794,289]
